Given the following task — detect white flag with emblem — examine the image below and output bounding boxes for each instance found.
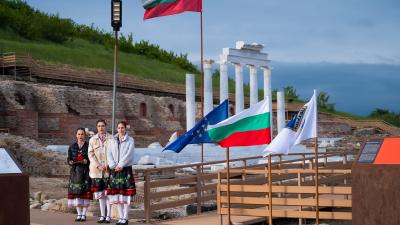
[263,90,317,156]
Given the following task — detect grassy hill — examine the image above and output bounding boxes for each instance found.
[0,29,190,84]
[0,29,253,95]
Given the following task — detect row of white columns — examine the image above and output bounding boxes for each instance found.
[186,59,286,133]
[202,59,275,119]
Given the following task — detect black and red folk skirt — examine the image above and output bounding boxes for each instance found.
[67,164,92,207]
[107,166,136,204]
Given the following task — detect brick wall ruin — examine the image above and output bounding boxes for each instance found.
[0,80,186,147]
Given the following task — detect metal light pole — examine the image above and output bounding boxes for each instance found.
[111,0,122,135]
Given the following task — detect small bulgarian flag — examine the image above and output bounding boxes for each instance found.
[142,0,202,20]
[207,99,271,148]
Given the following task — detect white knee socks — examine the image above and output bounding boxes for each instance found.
[117,204,124,219]
[106,198,111,217]
[98,198,106,217]
[99,197,111,218]
[123,204,130,220]
[76,207,82,216]
[82,207,88,216]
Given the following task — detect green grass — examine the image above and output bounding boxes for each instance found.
[0,29,192,85]
[0,29,260,97]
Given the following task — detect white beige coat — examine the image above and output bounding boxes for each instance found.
[88,133,113,178]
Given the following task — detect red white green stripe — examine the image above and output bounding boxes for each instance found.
[142,0,202,20]
[207,100,271,148]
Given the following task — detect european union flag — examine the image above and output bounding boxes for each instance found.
[163,99,229,153]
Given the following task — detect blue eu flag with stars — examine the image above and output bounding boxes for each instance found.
[163,99,229,153]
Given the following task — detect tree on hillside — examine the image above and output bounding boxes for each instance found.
[318,91,335,112]
[284,86,300,102]
[369,108,400,127]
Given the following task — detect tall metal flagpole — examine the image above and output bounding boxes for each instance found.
[314,138,320,224]
[314,89,319,225]
[226,147,232,225]
[267,98,273,225]
[200,10,205,173]
[268,155,273,225]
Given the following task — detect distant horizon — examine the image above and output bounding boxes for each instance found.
[198,61,400,116]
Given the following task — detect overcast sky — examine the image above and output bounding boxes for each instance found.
[23,0,400,115]
[25,0,400,65]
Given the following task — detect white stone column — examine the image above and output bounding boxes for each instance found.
[203,59,214,115]
[234,63,244,114]
[263,67,273,136]
[249,65,258,106]
[186,74,195,131]
[277,91,286,133]
[219,56,229,103]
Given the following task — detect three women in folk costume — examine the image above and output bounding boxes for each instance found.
[67,119,136,224]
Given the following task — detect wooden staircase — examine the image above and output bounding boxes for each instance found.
[321,112,400,136]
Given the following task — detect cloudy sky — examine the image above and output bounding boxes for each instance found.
[25,0,400,64]
[25,0,400,115]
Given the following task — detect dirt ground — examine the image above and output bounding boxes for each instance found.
[29,176,69,199]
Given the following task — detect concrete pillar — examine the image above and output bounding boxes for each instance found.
[263,67,273,137]
[277,91,286,133]
[234,63,244,114]
[249,65,258,106]
[219,56,229,103]
[186,74,195,131]
[203,59,214,115]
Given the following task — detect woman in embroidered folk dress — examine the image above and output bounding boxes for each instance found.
[107,121,136,225]
[89,119,113,223]
[67,128,92,222]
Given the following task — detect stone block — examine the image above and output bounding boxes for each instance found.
[30,203,42,209]
[34,191,42,201]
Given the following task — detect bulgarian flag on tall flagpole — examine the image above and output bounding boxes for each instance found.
[207,99,271,148]
[142,0,202,20]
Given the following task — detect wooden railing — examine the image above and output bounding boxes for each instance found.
[0,52,33,78]
[137,151,356,223]
[0,52,246,102]
[217,157,353,223]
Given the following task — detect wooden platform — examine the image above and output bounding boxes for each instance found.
[30,209,265,225]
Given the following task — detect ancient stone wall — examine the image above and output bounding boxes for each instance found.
[0,133,69,176]
[0,80,186,147]
[0,80,373,147]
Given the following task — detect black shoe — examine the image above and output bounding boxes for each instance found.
[97,216,105,223]
[105,216,111,223]
[121,219,128,225]
[75,215,82,222]
[81,215,86,222]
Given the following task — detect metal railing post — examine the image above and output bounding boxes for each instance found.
[298,172,302,225]
[196,165,202,214]
[144,170,151,223]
